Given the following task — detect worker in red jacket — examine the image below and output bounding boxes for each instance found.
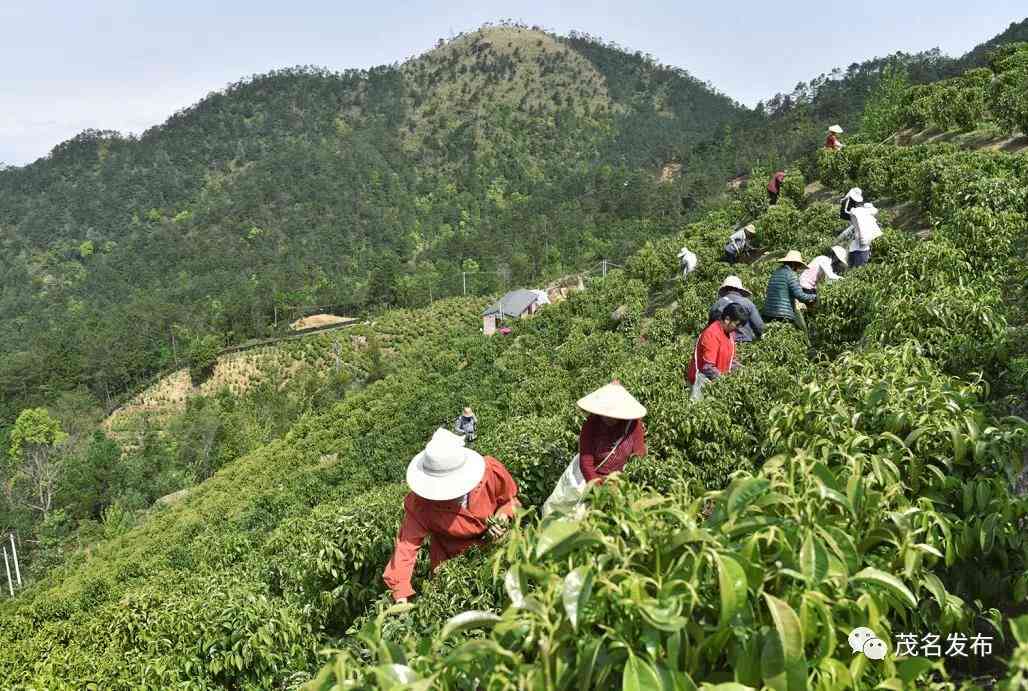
[576,380,647,483]
[767,170,786,205]
[383,428,519,602]
[825,124,844,150]
[687,302,747,401]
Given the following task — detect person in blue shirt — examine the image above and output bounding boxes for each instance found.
[708,275,765,343]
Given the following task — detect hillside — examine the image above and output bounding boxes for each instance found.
[1,39,1027,689]
[0,23,746,429]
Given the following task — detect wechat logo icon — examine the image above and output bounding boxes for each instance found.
[849,627,887,661]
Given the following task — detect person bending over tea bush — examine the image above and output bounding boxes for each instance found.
[825,123,844,150]
[839,186,863,220]
[687,302,746,401]
[722,223,757,265]
[837,201,884,267]
[800,245,848,291]
[542,381,648,516]
[383,428,519,603]
[707,275,764,343]
[762,250,817,337]
[766,170,785,205]
[576,381,647,483]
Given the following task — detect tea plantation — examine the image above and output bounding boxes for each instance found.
[2,44,1028,691]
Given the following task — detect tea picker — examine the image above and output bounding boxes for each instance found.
[762,250,817,339]
[677,246,698,279]
[825,124,845,150]
[836,202,883,267]
[767,170,786,205]
[800,245,848,292]
[454,406,477,444]
[687,302,747,401]
[708,275,764,343]
[722,224,757,265]
[542,380,647,516]
[383,428,520,602]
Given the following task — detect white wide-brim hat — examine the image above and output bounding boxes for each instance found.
[719,275,751,296]
[778,250,808,268]
[828,125,844,134]
[406,428,486,501]
[577,381,647,420]
[846,187,863,203]
[743,223,757,235]
[830,245,849,265]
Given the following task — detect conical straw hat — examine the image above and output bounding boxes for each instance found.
[577,381,646,420]
[828,125,844,134]
[778,250,808,268]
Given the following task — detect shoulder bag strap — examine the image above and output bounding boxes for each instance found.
[595,422,633,471]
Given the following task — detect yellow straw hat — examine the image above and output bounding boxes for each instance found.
[576,380,647,420]
[778,250,808,268]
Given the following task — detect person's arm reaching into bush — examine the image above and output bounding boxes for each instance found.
[382,502,429,602]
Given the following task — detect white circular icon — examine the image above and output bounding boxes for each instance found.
[848,627,876,654]
[863,637,887,660]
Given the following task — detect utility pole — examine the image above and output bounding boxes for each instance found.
[9,533,21,587]
[3,546,12,597]
[462,272,467,296]
[602,259,608,278]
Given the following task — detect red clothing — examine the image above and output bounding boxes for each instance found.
[767,171,785,194]
[383,456,518,600]
[687,321,737,384]
[579,415,647,482]
[825,133,840,150]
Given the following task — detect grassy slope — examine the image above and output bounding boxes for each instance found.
[3,129,1025,686]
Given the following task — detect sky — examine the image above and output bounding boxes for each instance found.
[1,1,1025,166]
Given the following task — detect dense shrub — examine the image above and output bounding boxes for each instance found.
[865,286,1009,377]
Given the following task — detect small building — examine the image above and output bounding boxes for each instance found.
[482,288,549,333]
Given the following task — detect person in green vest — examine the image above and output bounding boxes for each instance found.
[762,250,817,339]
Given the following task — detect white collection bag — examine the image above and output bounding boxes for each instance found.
[541,425,629,517]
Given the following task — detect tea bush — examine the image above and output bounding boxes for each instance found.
[4,58,1028,689]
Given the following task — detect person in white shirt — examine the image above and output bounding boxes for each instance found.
[800,246,848,291]
[840,188,863,221]
[677,246,698,278]
[722,224,756,265]
[836,203,883,267]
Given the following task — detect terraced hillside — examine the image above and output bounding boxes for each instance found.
[2,43,1027,690]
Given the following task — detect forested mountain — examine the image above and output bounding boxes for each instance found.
[1,30,1027,687]
[0,24,745,423]
[0,18,1026,571]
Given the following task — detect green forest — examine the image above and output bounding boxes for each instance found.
[1,16,1027,690]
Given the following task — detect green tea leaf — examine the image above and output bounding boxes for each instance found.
[921,572,947,609]
[372,663,418,686]
[562,566,594,630]
[726,478,771,517]
[1010,615,1028,646]
[897,657,934,684]
[535,519,583,559]
[715,552,749,627]
[504,566,525,608]
[850,568,917,609]
[440,611,501,640]
[623,654,663,691]
[800,532,828,585]
[762,594,807,691]
[577,635,606,690]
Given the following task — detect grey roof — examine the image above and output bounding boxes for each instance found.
[482,289,541,318]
